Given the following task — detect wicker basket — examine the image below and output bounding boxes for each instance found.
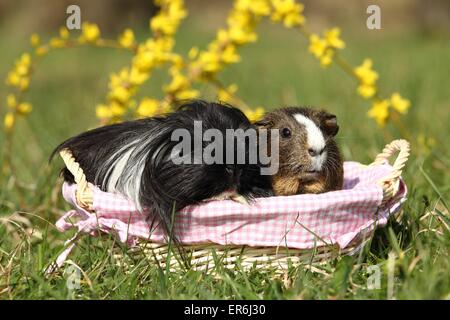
[59,139,410,274]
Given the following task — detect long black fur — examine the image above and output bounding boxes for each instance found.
[51,100,273,235]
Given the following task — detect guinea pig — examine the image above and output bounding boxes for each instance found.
[255,107,343,196]
[51,100,273,235]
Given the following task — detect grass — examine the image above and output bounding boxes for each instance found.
[0,14,449,299]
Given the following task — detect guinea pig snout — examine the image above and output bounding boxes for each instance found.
[308,147,325,157]
[307,148,327,172]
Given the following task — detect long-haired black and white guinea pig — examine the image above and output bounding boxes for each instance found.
[255,107,343,196]
[52,100,273,234]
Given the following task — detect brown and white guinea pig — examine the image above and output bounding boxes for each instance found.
[255,107,344,196]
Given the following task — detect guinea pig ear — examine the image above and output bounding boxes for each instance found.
[321,114,339,137]
[253,118,274,129]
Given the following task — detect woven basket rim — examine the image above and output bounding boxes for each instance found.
[59,139,410,210]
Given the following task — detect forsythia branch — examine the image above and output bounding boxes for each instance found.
[2,0,413,176]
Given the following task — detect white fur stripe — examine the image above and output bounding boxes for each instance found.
[294,114,325,152]
[106,148,134,192]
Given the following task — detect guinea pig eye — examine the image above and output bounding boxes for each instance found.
[281,128,291,138]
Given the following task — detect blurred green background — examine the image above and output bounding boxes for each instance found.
[0,0,449,299]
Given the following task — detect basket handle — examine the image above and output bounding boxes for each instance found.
[59,149,93,209]
[371,139,410,202]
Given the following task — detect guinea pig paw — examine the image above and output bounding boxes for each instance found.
[205,191,250,205]
[229,194,251,206]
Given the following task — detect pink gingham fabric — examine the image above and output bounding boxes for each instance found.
[57,161,407,250]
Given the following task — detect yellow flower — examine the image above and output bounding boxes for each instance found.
[188,47,199,60]
[133,50,156,71]
[319,49,334,67]
[15,53,31,76]
[218,84,238,104]
[270,0,305,28]
[150,0,187,37]
[169,53,184,68]
[151,15,175,36]
[118,29,135,49]
[283,11,305,28]
[19,53,31,67]
[354,59,379,98]
[390,92,410,114]
[110,102,127,116]
[5,53,32,89]
[139,37,174,56]
[354,59,378,85]
[95,104,112,119]
[81,22,100,42]
[236,0,271,17]
[216,29,230,44]
[16,102,32,115]
[227,10,258,44]
[175,89,199,100]
[324,27,345,49]
[96,104,112,120]
[136,98,160,117]
[164,69,189,93]
[228,25,257,45]
[228,10,251,26]
[368,99,390,127]
[6,71,20,86]
[245,107,266,122]
[109,68,131,89]
[7,94,17,109]
[19,77,30,91]
[109,86,131,103]
[357,84,376,99]
[197,51,221,74]
[221,45,240,64]
[308,34,327,58]
[308,33,337,67]
[30,34,40,47]
[59,26,70,40]
[16,65,28,77]
[129,67,150,85]
[4,112,15,130]
[36,46,49,57]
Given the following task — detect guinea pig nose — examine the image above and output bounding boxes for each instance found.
[308,148,317,157]
[308,148,324,157]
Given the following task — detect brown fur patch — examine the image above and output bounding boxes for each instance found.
[272,175,300,196]
[302,180,327,194]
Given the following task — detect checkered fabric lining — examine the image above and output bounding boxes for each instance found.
[57,161,407,250]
